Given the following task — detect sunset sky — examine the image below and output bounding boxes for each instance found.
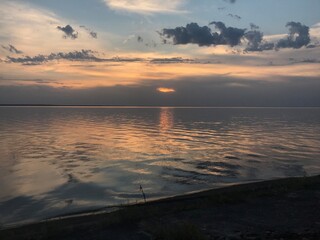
[0,0,320,106]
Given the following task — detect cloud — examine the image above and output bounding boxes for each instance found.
[89,32,98,39]
[1,75,319,107]
[244,30,263,51]
[137,36,143,43]
[6,50,98,64]
[122,34,136,44]
[57,25,78,39]
[244,29,274,52]
[0,2,106,55]
[245,21,313,51]
[244,23,275,52]
[288,58,320,64]
[103,0,186,14]
[306,44,317,49]
[161,23,215,46]
[276,22,310,49]
[161,21,316,51]
[224,0,236,3]
[5,50,198,66]
[79,26,98,39]
[250,23,259,30]
[161,22,245,47]
[5,50,195,65]
[210,21,245,46]
[0,77,56,85]
[2,46,320,93]
[1,44,23,54]
[150,57,194,64]
[227,14,241,20]
[157,87,175,93]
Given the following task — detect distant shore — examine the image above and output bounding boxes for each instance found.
[1,175,320,240]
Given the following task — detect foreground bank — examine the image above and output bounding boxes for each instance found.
[1,175,320,240]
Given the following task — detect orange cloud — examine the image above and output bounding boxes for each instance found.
[157,87,175,93]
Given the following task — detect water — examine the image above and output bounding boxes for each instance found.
[0,107,320,226]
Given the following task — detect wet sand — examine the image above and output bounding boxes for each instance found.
[1,175,320,240]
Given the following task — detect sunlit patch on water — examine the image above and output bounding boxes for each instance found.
[0,107,320,226]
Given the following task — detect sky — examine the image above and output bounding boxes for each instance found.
[0,0,320,106]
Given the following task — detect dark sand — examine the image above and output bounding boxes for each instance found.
[1,175,320,240]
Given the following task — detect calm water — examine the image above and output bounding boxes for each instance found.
[1,107,320,226]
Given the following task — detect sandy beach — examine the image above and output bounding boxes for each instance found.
[1,174,320,240]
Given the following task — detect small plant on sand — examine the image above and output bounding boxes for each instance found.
[140,185,147,203]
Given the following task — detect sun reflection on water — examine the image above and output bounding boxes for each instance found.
[159,107,174,131]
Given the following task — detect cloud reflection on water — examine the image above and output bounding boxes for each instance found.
[0,107,320,226]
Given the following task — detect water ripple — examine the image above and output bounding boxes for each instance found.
[0,107,320,225]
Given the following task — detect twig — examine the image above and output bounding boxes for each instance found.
[140,185,147,203]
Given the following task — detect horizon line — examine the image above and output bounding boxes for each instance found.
[0,104,320,108]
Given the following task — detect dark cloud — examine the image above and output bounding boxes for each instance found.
[89,31,98,39]
[161,21,314,51]
[244,29,274,52]
[161,23,215,46]
[227,14,241,20]
[6,50,198,65]
[210,21,245,46]
[150,57,194,64]
[57,25,78,39]
[276,22,310,49]
[244,30,263,51]
[137,36,143,43]
[306,44,317,49]
[145,40,158,48]
[7,55,46,64]
[250,23,259,30]
[224,0,236,4]
[79,25,98,39]
[50,50,99,61]
[288,58,320,64]
[109,56,144,62]
[161,22,245,47]
[6,50,98,64]
[245,21,311,51]
[260,42,275,51]
[1,44,23,54]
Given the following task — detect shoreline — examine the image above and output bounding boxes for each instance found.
[0,177,293,229]
[40,177,285,221]
[1,174,320,239]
